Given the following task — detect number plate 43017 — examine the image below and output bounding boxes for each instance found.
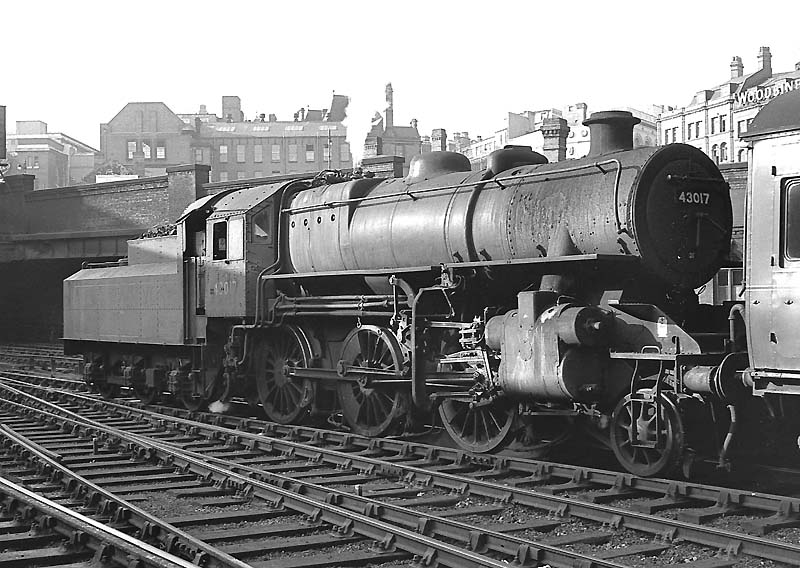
[676,190,711,205]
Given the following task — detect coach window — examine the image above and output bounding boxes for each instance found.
[783,179,800,260]
[212,221,228,260]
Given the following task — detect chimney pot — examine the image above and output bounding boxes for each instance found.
[583,111,640,157]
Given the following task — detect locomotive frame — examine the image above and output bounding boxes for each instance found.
[64,100,800,478]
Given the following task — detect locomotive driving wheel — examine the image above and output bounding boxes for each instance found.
[336,325,409,437]
[253,326,315,424]
[610,393,685,477]
[439,396,515,453]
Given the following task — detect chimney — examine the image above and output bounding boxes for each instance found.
[385,83,394,129]
[0,105,5,161]
[583,111,640,158]
[432,128,447,151]
[541,117,569,162]
[222,96,243,122]
[757,46,772,75]
[199,104,207,114]
[410,118,418,129]
[268,113,277,122]
[730,56,743,78]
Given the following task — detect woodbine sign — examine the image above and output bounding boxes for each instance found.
[735,78,800,108]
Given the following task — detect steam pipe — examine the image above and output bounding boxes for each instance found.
[728,303,745,347]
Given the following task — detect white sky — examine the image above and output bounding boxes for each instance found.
[4,0,800,156]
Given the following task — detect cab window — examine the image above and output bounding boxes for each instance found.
[783,178,800,260]
[228,217,244,259]
[252,207,272,243]
[212,221,227,260]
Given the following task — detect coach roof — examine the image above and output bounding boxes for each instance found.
[742,88,800,139]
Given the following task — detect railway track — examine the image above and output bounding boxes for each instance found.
[0,377,799,567]
[0,343,82,375]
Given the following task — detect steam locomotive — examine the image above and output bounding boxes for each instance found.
[64,100,800,477]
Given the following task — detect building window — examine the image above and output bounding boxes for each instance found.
[711,117,718,134]
[671,127,678,142]
[219,171,228,182]
[686,124,692,140]
[695,121,702,137]
[272,144,280,161]
[323,143,331,163]
[738,149,746,162]
[720,115,727,132]
[305,144,315,162]
[33,156,39,169]
[664,130,670,144]
[720,142,728,162]
[340,142,350,162]
[711,144,719,164]
[236,144,246,163]
[127,140,136,160]
[254,171,262,178]
[194,148,203,162]
[254,145,263,163]
[288,144,298,162]
[219,145,228,163]
[156,143,166,160]
[738,120,748,136]
[237,171,246,180]
[142,142,151,160]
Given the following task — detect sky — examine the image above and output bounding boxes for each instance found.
[4,0,800,163]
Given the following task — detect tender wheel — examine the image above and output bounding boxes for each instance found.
[132,383,158,405]
[610,393,685,477]
[96,382,119,400]
[253,326,315,424]
[180,390,208,411]
[179,369,224,412]
[336,325,409,437]
[439,397,515,453]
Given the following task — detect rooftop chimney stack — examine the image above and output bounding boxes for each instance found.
[385,83,394,129]
[758,46,772,76]
[730,56,743,78]
[432,128,447,151]
[222,96,243,122]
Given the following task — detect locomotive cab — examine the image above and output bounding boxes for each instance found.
[189,184,282,320]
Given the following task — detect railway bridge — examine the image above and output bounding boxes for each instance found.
[0,164,251,340]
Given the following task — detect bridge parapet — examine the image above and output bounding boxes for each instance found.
[0,164,210,261]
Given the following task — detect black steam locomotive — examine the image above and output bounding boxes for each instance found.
[66,106,790,478]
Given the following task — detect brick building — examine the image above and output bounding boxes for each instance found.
[363,84,422,175]
[658,46,800,165]
[100,95,352,182]
[5,121,99,189]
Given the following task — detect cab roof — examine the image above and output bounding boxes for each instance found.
[206,182,285,220]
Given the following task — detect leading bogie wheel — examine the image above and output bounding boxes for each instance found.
[610,393,685,477]
[336,325,409,437]
[253,326,315,424]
